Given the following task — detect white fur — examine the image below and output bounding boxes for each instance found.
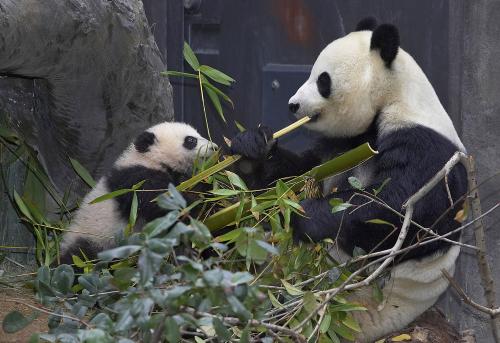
[289,31,465,342]
[60,179,125,254]
[60,122,217,256]
[115,122,217,172]
[349,245,460,342]
[289,31,465,151]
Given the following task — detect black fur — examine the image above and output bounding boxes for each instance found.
[317,72,332,98]
[370,24,400,67]
[230,123,467,262]
[231,116,379,189]
[134,131,157,153]
[106,165,187,223]
[60,237,104,265]
[355,17,378,31]
[183,136,198,150]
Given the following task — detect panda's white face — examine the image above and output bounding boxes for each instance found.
[115,122,218,172]
[289,31,387,138]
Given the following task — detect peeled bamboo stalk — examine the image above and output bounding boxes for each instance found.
[176,116,314,192]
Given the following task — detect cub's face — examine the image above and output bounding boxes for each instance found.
[288,21,400,138]
[123,122,218,172]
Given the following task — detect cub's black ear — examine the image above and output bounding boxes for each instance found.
[355,17,378,31]
[370,24,400,67]
[134,131,156,153]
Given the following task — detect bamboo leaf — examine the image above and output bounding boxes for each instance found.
[161,71,199,79]
[205,85,227,123]
[210,189,241,196]
[199,65,235,85]
[234,120,246,132]
[201,80,234,107]
[183,41,200,71]
[281,279,303,296]
[13,191,34,222]
[225,170,248,190]
[69,158,96,188]
[90,188,132,204]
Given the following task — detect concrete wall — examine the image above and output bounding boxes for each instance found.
[440,1,500,342]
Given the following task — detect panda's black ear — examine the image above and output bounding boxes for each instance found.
[355,17,378,31]
[370,24,400,68]
[134,131,156,153]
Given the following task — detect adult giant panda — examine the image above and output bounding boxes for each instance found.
[230,18,467,342]
[60,122,217,265]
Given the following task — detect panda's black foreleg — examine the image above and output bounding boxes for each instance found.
[291,190,405,257]
[229,126,321,188]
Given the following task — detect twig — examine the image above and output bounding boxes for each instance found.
[183,307,306,343]
[5,298,91,328]
[442,269,500,316]
[466,156,500,341]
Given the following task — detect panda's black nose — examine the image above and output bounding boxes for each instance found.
[289,103,300,113]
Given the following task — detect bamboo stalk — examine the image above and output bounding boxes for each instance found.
[176,116,314,192]
[204,142,377,231]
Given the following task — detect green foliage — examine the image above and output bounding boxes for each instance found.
[162,42,235,137]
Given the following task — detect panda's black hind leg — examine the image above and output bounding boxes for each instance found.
[59,237,101,266]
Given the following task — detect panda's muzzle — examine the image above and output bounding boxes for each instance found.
[309,113,321,122]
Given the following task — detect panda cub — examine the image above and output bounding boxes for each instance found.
[60,122,217,265]
[230,18,467,342]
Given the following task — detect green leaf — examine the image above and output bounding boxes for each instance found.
[214,227,242,243]
[164,317,181,343]
[210,189,241,196]
[89,188,132,204]
[183,41,200,71]
[98,245,142,261]
[329,303,367,312]
[268,290,284,309]
[161,70,199,79]
[199,65,235,85]
[255,240,278,255]
[281,279,303,296]
[69,158,96,187]
[51,264,74,294]
[225,171,248,190]
[342,315,362,333]
[2,311,36,333]
[234,120,246,132]
[205,86,226,123]
[227,295,251,320]
[331,321,356,341]
[373,177,391,196]
[303,291,318,314]
[127,192,138,234]
[230,271,254,285]
[320,313,332,334]
[13,191,34,222]
[201,80,234,107]
[348,176,364,190]
[329,198,353,214]
[365,218,395,227]
[213,317,231,340]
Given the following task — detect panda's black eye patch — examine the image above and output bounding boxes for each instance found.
[317,72,331,98]
[183,136,198,150]
[134,131,157,153]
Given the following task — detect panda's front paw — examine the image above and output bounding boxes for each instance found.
[292,198,333,242]
[229,126,274,160]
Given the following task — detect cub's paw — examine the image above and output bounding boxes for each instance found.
[229,126,274,160]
